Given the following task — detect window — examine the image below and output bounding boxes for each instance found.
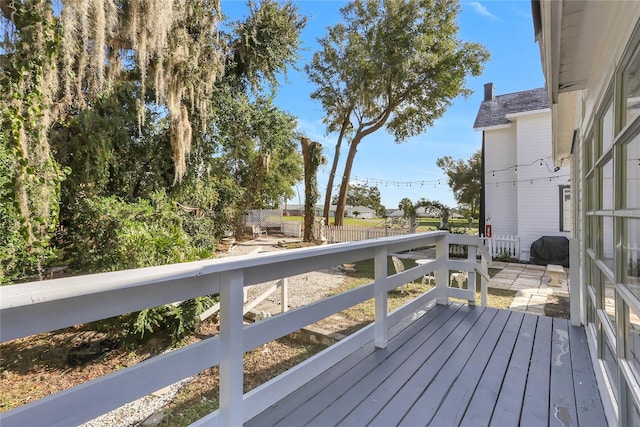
[623,43,640,129]
[559,185,572,232]
[626,132,640,209]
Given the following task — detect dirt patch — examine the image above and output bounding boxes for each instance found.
[544,295,570,319]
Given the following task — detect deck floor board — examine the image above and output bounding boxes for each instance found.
[568,323,608,427]
[458,310,525,427]
[247,304,606,427]
[427,309,513,426]
[520,315,553,426]
[397,307,503,426]
[308,304,474,427]
[549,317,579,427]
[489,314,538,427]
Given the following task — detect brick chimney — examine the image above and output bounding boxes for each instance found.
[484,83,495,101]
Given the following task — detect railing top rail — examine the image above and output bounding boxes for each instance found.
[0,231,448,311]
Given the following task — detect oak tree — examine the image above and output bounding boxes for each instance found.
[307,0,489,225]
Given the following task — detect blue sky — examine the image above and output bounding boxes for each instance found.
[221,0,545,210]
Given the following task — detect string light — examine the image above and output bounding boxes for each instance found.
[489,174,570,187]
[347,175,447,188]
[486,157,560,176]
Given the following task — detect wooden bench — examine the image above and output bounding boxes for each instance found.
[546,264,564,287]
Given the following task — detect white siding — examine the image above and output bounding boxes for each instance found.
[484,126,517,239]
[515,112,570,260]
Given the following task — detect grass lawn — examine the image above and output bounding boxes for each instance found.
[282,215,480,234]
[329,257,515,325]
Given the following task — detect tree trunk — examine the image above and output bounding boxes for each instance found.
[334,138,360,226]
[301,137,322,242]
[322,116,351,224]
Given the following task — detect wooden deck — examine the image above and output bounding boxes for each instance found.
[247,304,607,427]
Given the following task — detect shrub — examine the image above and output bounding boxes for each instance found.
[65,191,215,272]
[64,191,218,341]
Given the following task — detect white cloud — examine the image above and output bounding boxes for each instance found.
[467,2,499,20]
[294,118,332,145]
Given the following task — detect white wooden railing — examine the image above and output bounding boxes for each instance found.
[0,231,490,427]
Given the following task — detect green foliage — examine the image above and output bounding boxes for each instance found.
[415,198,451,229]
[204,88,303,227]
[226,0,307,92]
[332,183,385,215]
[398,198,416,219]
[65,191,215,273]
[437,149,481,217]
[495,249,519,263]
[0,1,64,284]
[51,82,174,209]
[63,191,219,341]
[307,0,489,224]
[128,295,217,344]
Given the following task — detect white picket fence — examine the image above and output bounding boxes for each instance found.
[281,221,302,238]
[480,234,520,259]
[323,225,407,243]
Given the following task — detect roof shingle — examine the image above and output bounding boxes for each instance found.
[473,87,549,129]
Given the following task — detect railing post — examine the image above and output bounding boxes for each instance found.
[480,255,488,307]
[569,238,581,326]
[219,270,245,426]
[467,245,477,306]
[374,246,388,348]
[436,233,449,305]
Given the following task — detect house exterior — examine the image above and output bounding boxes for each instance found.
[534,0,640,424]
[345,205,376,219]
[474,85,571,261]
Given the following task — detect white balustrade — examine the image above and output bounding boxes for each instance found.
[0,231,490,427]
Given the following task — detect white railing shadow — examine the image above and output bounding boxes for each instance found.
[0,231,490,427]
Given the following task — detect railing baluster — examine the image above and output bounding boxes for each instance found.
[219,270,245,427]
[374,246,388,348]
[281,278,288,313]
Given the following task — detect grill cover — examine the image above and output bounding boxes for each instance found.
[530,236,569,267]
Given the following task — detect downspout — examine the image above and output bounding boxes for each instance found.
[479,131,486,237]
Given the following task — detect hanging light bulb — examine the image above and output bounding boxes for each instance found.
[514,166,518,174]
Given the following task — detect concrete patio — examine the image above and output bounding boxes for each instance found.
[488,262,569,316]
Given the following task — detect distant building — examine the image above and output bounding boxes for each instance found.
[474,84,571,261]
[282,204,376,219]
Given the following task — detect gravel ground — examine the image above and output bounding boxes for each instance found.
[82,237,346,427]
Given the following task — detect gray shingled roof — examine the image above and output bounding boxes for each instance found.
[473,87,549,129]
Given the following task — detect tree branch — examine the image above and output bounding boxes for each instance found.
[0,0,15,21]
